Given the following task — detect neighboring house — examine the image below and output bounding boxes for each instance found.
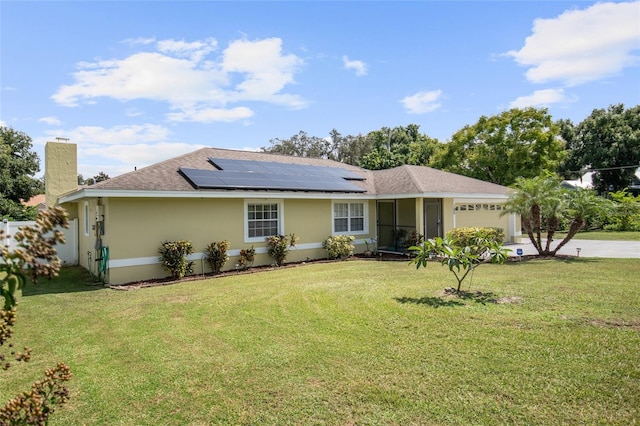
[46,141,521,285]
[23,193,47,211]
[561,171,595,191]
[562,169,640,195]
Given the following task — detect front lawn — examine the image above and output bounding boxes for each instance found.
[2,259,639,424]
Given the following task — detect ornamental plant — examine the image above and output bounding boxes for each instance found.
[238,246,256,269]
[265,234,298,266]
[409,230,510,293]
[0,207,73,423]
[205,240,230,274]
[322,235,355,260]
[159,240,194,279]
[447,227,503,254]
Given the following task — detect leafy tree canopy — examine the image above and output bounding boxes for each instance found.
[0,127,43,220]
[561,104,640,193]
[261,125,439,169]
[430,107,565,186]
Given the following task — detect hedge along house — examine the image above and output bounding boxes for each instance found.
[46,141,521,285]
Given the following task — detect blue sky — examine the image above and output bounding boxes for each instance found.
[1,1,639,179]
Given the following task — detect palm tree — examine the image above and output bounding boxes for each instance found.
[502,175,610,256]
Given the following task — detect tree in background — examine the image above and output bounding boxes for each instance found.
[430,108,565,186]
[561,104,640,193]
[0,127,44,220]
[78,172,111,186]
[501,175,610,256]
[262,130,338,160]
[359,124,439,170]
[261,125,439,169]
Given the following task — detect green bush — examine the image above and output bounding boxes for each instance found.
[323,235,355,260]
[266,234,298,266]
[205,240,230,275]
[238,246,255,269]
[159,240,194,279]
[606,190,640,231]
[447,227,504,250]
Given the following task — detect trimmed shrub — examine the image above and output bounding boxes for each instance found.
[159,240,194,279]
[447,227,504,248]
[323,235,355,260]
[205,240,230,274]
[266,234,298,266]
[238,246,256,269]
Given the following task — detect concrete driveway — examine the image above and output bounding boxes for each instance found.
[506,238,640,259]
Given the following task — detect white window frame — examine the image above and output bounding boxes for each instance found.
[332,200,368,235]
[84,202,90,236]
[244,199,284,243]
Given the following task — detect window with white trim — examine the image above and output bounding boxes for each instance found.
[245,201,282,242]
[333,201,366,234]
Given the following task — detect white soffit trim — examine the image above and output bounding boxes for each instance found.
[59,189,376,203]
[376,192,509,200]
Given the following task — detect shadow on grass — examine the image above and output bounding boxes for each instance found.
[456,290,499,305]
[22,266,105,297]
[394,296,465,308]
[395,290,501,307]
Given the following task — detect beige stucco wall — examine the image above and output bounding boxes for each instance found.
[441,198,455,235]
[453,202,515,241]
[45,142,77,207]
[92,196,375,285]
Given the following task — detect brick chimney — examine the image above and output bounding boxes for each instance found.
[45,140,78,207]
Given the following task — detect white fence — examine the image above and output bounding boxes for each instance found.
[1,218,78,265]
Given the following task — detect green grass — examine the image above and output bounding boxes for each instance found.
[556,230,640,241]
[2,259,639,425]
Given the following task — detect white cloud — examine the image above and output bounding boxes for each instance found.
[38,116,61,125]
[45,123,170,145]
[52,36,307,120]
[167,106,254,123]
[80,142,205,167]
[506,1,640,86]
[401,90,443,114]
[222,38,306,107]
[509,88,574,108]
[342,55,368,76]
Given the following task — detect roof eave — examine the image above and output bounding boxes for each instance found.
[58,188,377,203]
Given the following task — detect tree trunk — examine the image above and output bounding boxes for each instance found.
[522,217,543,254]
[544,215,560,254]
[531,204,544,255]
[551,219,584,256]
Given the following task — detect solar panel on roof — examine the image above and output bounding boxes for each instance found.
[180,157,367,193]
[209,157,365,180]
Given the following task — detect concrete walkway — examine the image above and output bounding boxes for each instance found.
[506,239,640,259]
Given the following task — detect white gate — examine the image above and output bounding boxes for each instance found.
[1,218,78,265]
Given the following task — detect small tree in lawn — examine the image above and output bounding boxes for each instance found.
[409,229,510,294]
[0,207,73,424]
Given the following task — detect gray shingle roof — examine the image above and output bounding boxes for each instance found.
[373,165,511,196]
[90,147,376,193]
[84,147,509,197]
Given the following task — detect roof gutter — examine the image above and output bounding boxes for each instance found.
[58,188,378,203]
